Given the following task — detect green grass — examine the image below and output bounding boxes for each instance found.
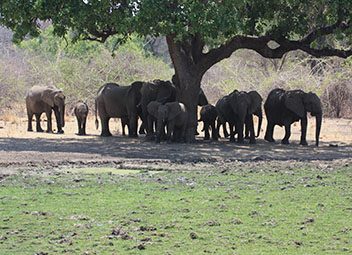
[1,165,352,254]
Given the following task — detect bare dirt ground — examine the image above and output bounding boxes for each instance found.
[0,116,351,174]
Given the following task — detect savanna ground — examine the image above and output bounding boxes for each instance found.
[0,116,352,254]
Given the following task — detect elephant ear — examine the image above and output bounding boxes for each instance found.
[167,102,183,121]
[41,88,57,107]
[198,88,209,106]
[147,101,161,118]
[248,91,262,114]
[128,81,143,104]
[284,91,305,118]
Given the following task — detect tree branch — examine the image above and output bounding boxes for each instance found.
[199,26,352,73]
[83,28,118,43]
[301,20,350,45]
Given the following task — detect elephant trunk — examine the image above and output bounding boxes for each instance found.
[256,108,263,138]
[315,113,322,147]
[156,117,163,143]
[60,104,65,128]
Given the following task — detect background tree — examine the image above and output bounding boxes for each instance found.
[1,0,351,141]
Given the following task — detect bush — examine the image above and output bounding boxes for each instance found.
[0,27,173,115]
[321,78,352,118]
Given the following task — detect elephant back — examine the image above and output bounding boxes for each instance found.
[248,91,263,114]
[153,80,176,103]
[264,88,285,109]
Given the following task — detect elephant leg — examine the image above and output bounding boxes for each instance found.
[146,113,155,137]
[82,117,87,135]
[229,124,235,142]
[180,124,187,143]
[216,120,221,138]
[211,121,218,141]
[299,117,308,146]
[77,116,82,135]
[223,123,229,138]
[139,122,146,135]
[45,110,53,133]
[83,117,87,135]
[101,117,112,137]
[128,115,138,138]
[27,110,34,132]
[244,123,250,139]
[54,108,63,134]
[147,116,155,139]
[121,119,126,136]
[167,122,174,143]
[35,113,43,132]
[236,120,245,144]
[264,121,275,142]
[246,115,256,144]
[204,122,210,140]
[282,123,291,145]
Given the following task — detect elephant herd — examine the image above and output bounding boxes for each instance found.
[25,80,323,146]
[200,88,322,146]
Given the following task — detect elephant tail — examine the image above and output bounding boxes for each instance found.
[95,98,99,130]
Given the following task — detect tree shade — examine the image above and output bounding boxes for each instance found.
[1,0,351,141]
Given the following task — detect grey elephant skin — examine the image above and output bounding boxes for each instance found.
[199,104,218,140]
[264,88,322,146]
[216,90,262,144]
[95,82,142,137]
[120,105,144,136]
[140,80,177,137]
[74,101,88,135]
[26,85,65,134]
[147,101,188,143]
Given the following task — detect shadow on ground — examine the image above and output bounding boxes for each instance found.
[0,135,351,166]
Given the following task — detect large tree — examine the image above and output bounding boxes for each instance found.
[1,0,351,141]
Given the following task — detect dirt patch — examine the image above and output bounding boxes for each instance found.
[0,117,351,174]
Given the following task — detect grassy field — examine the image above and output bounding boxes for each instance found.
[1,165,352,254]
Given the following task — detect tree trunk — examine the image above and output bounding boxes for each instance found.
[177,76,201,142]
[166,35,204,143]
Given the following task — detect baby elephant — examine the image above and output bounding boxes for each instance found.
[147,101,188,143]
[74,101,89,135]
[199,104,218,140]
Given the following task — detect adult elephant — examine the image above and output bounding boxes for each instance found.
[264,88,322,146]
[244,91,263,139]
[140,79,177,137]
[95,82,143,137]
[216,90,262,144]
[26,86,65,134]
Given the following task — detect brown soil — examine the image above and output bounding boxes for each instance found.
[0,116,351,173]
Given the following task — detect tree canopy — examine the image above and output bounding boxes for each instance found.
[1,1,351,56]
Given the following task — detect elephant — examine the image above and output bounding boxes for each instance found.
[140,79,177,137]
[198,104,218,140]
[216,90,262,144]
[74,101,88,135]
[244,91,263,139]
[147,101,188,143]
[217,91,263,140]
[264,88,322,146]
[26,85,65,134]
[95,82,143,137]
